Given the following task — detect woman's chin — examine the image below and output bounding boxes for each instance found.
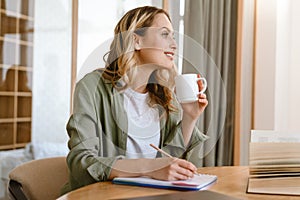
[156,62,174,70]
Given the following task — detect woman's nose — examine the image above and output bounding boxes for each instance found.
[170,37,177,51]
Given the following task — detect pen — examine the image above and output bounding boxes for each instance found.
[150,143,173,158]
[149,143,200,176]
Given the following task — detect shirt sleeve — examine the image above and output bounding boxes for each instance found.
[160,99,209,167]
[65,73,124,191]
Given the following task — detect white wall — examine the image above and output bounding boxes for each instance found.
[32,0,72,143]
[254,0,277,129]
[288,0,300,130]
[239,0,300,165]
[274,0,291,130]
[254,0,300,131]
[239,0,255,165]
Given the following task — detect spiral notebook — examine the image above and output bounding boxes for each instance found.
[112,174,217,191]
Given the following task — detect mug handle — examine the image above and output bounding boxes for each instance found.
[196,77,207,94]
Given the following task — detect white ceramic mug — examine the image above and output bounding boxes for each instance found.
[175,74,207,103]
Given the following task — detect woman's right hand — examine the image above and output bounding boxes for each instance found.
[145,157,198,181]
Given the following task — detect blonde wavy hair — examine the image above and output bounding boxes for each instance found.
[102,6,177,114]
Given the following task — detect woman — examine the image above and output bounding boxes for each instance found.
[62,6,208,194]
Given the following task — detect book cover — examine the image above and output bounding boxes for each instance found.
[247,176,300,195]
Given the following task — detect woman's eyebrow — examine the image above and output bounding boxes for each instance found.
[160,26,174,33]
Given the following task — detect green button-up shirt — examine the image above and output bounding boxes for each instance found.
[61,70,208,194]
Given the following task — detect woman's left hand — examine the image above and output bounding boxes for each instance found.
[180,74,208,120]
[179,74,208,145]
[180,93,208,120]
[180,92,208,146]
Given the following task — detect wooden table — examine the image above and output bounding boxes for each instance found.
[57,166,299,200]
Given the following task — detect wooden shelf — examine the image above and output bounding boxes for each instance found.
[0,9,34,21]
[0,91,32,96]
[0,143,28,150]
[0,144,15,150]
[0,63,33,71]
[14,143,29,148]
[0,0,34,150]
[0,36,34,47]
[0,118,31,123]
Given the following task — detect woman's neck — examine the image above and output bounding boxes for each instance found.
[131,64,156,93]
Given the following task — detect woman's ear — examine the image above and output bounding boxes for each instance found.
[133,33,141,50]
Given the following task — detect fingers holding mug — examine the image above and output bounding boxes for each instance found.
[196,74,207,94]
[174,73,207,103]
[197,74,203,93]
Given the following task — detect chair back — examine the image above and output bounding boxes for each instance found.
[8,156,68,200]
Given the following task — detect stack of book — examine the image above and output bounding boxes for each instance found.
[247,130,300,195]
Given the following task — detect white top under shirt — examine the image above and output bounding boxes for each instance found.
[123,87,160,159]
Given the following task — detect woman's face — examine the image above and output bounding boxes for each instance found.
[135,13,177,69]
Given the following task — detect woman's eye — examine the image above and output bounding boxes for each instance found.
[162,32,169,37]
